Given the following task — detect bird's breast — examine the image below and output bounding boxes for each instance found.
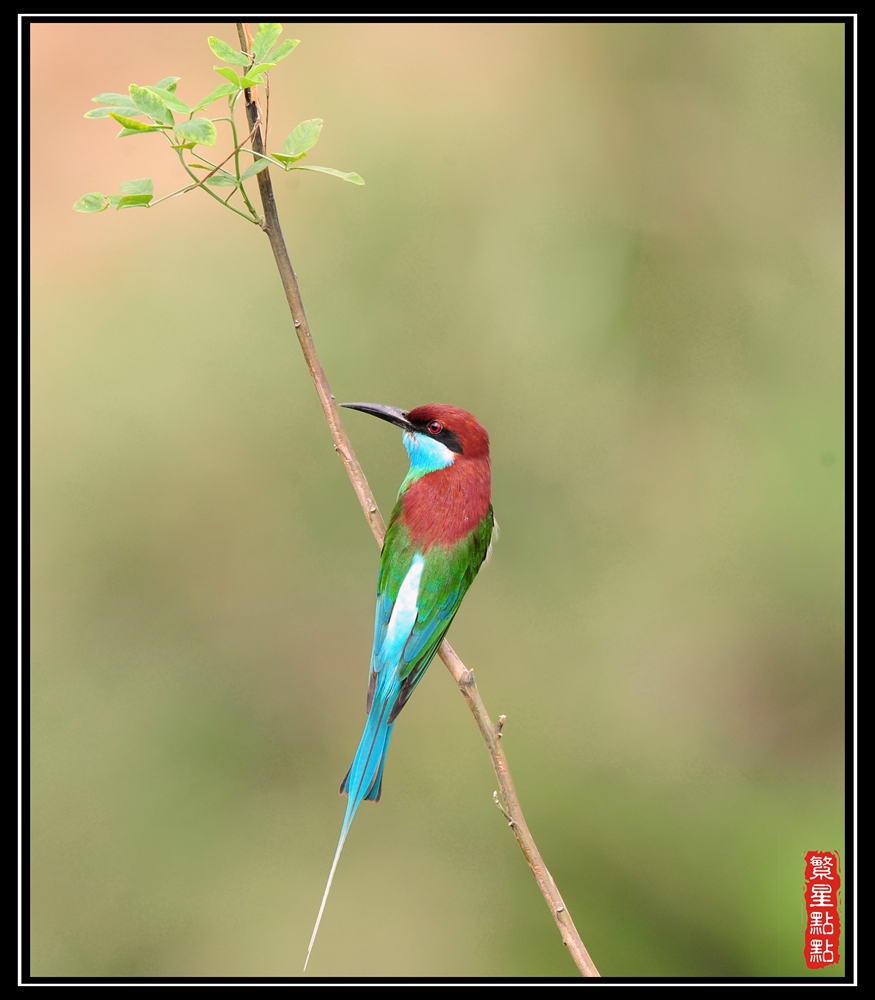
[399,460,492,550]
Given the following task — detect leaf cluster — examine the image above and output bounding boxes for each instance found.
[74,23,363,220]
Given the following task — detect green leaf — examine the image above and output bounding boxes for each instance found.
[129,83,172,124]
[116,193,153,209]
[240,159,271,181]
[252,23,282,63]
[144,86,193,114]
[85,106,131,119]
[92,92,138,106]
[202,169,239,187]
[73,192,109,213]
[153,76,180,93]
[174,118,217,146]
[283,119,323,157]
[271,152,307,167]
[208,35,250,66]
[189,163,237,185]
[240,61,276,84]
[268,38,299,63]
[214,66,241,87]
[171,141,197,150]
[194,83,238,110]
[88,93,141,118]
[289,164,365,184]
[119,178,154,196]
[109,112,164,132]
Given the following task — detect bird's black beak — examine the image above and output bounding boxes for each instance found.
[341,402,414,432]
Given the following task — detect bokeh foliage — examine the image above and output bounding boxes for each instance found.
[31,21,845,978]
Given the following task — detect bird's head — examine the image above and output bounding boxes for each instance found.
[342,402,490,479]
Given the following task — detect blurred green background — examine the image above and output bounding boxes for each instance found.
[30,21,845,978]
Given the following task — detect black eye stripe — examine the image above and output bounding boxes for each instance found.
[412,419,464,455]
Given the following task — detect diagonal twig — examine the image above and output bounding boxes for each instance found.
[235,22,599,978]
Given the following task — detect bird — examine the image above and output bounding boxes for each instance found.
[304,402,495,971]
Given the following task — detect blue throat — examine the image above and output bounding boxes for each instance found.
[400,431,456,489]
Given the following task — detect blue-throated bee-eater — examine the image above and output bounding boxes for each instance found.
[305,402,495,970]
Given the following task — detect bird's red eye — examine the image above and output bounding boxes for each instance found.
[427,420,443,435]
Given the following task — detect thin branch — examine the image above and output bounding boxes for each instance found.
[181,120,260,192]
[235,23,599,978]
[235,23,385,546]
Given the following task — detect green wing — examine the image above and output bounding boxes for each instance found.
[368,504,494,724]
